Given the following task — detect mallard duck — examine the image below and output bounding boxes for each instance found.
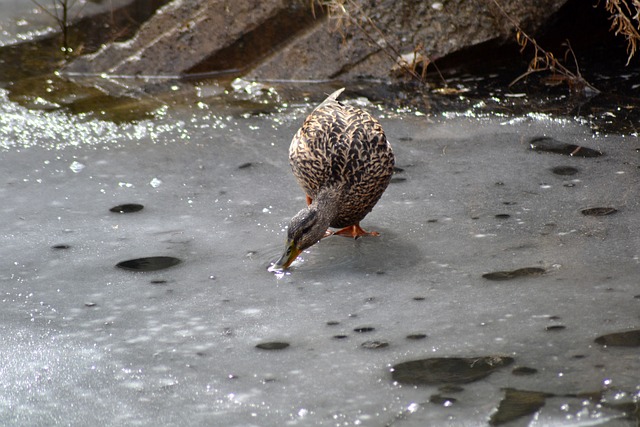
[270,88,395,270]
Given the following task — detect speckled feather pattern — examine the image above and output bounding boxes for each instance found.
[289,91,395,228]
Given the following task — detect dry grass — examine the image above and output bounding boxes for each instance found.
[602,0,640,64]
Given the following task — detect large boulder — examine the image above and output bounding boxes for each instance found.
[63,0,568,86]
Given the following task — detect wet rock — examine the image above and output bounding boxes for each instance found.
[116,256,182,271]
[110,203,144,213]
[256,341,290,350]
[361,340,388,349]
[529,137,604,157]
[581,207,618,216]
[429,394,456,406]
[391,355,514,385]
[594,329,640,347]
[482,267,546,281]
[489,388,552,426]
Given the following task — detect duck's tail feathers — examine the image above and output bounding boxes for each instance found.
[314,88,346,111]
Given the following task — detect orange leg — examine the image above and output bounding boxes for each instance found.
[333,223,380,239]
[306,195,313,206]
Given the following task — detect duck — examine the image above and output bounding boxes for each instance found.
[270,88,395,271]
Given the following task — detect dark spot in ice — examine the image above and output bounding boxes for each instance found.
[238,162,253,169]
[364,297,376,303]
[375,270,385,275]
[393,166,405,173]
[406,333,427,340]
[548,315,561,320]
[413,296,426,301]
[502,201,516,205]
[51,244,71,249]
[398,137,412,141]
[429,394,457,406]
[471,216,479,220]
[354,326,375,333]
[564,182,576,187]
[482,267,546,281]
[390,177,406,183]
[546,325,566,331]
[333,335,348,340]
[551,165,579,176]
[571,354,586,359]
[361,340,388,349]
[529,137,604,157]
[110,203,144,213]
[581,207,618,216]
[512,366,538,376]
[634,295,640,299]
[495,214,511,219]
[116,256,182,272]
[594,329,640,347]
[427,219,438,223]
[490,388,552,426]
[150,279,167,285]
[84,302,97,307]
[255,341,290,350]
[391,355,514,385]
[495,181,504,186]
[326,321,340,326]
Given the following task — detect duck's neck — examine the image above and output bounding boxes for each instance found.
[309,186,342,226]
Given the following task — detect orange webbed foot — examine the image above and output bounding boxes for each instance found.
[333,223,380,239]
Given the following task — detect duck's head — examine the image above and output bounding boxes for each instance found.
[270,204,332,271]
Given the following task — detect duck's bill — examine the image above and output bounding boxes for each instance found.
[268,240,302,271]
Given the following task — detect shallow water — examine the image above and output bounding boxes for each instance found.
[1,4,639,427]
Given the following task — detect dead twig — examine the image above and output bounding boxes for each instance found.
[489,0,599,94]
[602,0,640,64]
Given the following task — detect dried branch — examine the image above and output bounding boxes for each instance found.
[602,0,640,64]
[489,0,599,93]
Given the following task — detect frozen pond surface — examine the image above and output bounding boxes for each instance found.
[0,84,638,426]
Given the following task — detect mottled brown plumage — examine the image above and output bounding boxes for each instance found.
[270,88,395,271]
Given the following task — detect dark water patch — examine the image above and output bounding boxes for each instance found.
[116,256,182,272]
[256,341,290,350]
[529,137,604,157]
[429,394,457,406]
[406,333,428,340]
[354,326,375,333]
[634,295,640,299]
[490,388,553,426]
[413,297,426,301]
[595,330,640,347]
[427,219,438,223]
[495,214,511,219]
[551,165,579,176]
[150,279,168,285]
[571,354,586,359]
[391,355,514,385]
[502,201,516,205]
[581,207,618,216]
[238,162,253,169]
[512,366,538,376]
[326,321,340,326]
[482,267,546,281]
[361,340,389,349]
[51,244,71,249]
[110,203,144,213]
[545,325,566,331]
[333,335,348,340]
